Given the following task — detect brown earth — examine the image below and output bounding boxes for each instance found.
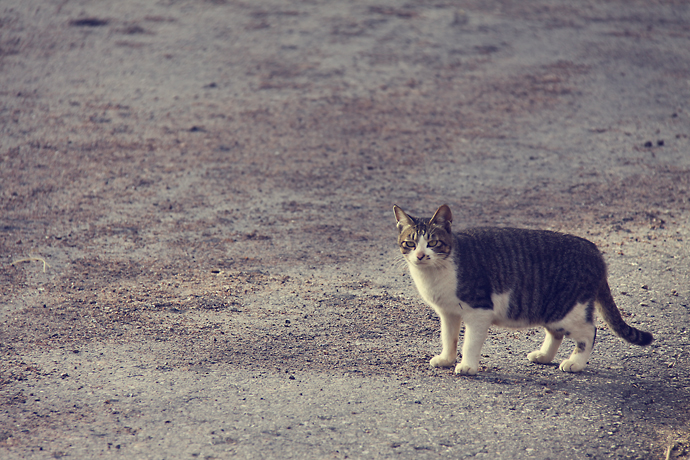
[1,1,690,459]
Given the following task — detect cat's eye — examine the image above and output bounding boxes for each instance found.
[402,241,416,249]
[427,240,440,248]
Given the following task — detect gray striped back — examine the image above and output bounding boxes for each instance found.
[451,227,603,323]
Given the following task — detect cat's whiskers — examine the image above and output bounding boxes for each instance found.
[390,254,409,270]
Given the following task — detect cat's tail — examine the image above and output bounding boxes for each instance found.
[596,281,654,346]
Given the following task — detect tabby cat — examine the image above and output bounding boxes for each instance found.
[394,204,653,374]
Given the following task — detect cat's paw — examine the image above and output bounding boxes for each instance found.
[430,355,455,368]
[559,359,585,373]
[454,363,478,375]
[527,350,553,364]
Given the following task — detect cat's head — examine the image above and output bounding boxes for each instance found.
[393,205,453,267]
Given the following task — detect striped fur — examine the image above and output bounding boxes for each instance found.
[394,204,653,374]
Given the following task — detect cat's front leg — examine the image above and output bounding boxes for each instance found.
[430,311,462,368]
[456,316,491,375]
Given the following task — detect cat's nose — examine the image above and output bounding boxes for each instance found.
[416,252,425,260]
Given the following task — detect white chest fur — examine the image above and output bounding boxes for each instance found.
[408,260,463,315]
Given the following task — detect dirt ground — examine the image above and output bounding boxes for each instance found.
[1,0,690,458]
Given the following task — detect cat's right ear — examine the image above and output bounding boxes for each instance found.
[393,205,414,233]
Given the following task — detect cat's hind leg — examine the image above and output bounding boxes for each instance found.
[430,311,462,368]
[553,301,597,373]
[559,324,596,372]
[527,328,564,364]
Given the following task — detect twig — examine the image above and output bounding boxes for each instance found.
[10,256,51,273]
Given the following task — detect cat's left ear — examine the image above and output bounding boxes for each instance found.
[393,205,414,233]
[429,204,453,232]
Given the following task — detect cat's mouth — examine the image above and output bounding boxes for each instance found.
[410,256,431,266]
[408,254,449,269]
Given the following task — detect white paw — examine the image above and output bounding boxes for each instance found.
[527,350,553,364]
[430,355,455,368]
[454,362,478,375]
[559,359,585,373]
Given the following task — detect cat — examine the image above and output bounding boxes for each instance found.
[394,204,654,374]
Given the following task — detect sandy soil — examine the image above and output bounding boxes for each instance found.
[1,0,690,458]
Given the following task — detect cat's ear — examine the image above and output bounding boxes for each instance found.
[429,204,453,232]
[393,205,414,233]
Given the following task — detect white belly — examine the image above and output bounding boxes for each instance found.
[489,291,529,328]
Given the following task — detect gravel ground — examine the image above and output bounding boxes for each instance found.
[1,0,690,458]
